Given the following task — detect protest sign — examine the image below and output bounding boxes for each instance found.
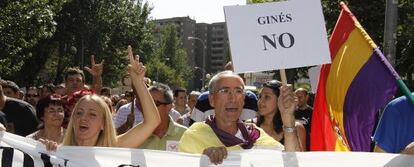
[224,0,331,73]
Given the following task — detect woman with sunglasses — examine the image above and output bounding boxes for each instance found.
[41,46,161,150]
[27,94,66,144]
[256,80,306,151]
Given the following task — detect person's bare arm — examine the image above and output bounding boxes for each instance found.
[296,122,307,151]
[279,85,302,151]
[401,141,414,154]
[374,145,386,153]
[117,46,160,147]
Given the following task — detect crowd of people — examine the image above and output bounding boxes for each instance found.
[0,45,413,164]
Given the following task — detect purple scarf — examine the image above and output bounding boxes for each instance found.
[205,116,260,149]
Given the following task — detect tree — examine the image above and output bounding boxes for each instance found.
[146,24,192,88]
[48,0,155,87]
[0,0,155,88]
[321,1,386,44]
[0,0,66,82]
[395,0,414,87]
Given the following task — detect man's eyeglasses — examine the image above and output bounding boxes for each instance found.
[26,94,39,98]
[154,100,171,107]
[213,87,245,97]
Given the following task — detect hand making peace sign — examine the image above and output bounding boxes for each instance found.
[127,45,145,82]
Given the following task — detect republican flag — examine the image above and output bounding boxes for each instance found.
[310,2,399,151]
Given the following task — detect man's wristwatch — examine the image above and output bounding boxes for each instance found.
[283,126,296,133]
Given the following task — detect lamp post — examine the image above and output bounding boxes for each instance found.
[188,36,206,91]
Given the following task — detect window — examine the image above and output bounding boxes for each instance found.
[212,44,224,48]
[213,38,224,41]
[212,50,224,54]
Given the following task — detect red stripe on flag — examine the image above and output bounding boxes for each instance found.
[311,64,336,151]
[329,5,355,58]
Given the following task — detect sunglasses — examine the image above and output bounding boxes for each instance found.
[264,80,282,89]
[154,100,171,107]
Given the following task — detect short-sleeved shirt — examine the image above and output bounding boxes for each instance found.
[1,97,39,136]
[373,94,414,153]
[169,109,181,122]
[112,100,144,128]
[178,122,284,154]
[139,116,187,151]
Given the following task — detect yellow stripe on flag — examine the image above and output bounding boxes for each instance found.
[326,27,373,151]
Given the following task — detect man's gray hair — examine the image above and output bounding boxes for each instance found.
[149,82,174,104]
[208,70,244,92]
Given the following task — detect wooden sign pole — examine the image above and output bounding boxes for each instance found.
[280,69,287,85]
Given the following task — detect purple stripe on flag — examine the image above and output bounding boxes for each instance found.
[343,50,397,151]
[373,48,401,80]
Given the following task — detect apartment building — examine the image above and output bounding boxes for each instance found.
[154,17,230,90]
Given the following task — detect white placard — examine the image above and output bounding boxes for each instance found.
[224,0,331,73]
[308,65,321,93]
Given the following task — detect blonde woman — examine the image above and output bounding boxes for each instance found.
[42,46,160,149]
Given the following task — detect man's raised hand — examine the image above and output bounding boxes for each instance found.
[84,55,104,77]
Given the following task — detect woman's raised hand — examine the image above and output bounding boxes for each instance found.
[127,45,145,81]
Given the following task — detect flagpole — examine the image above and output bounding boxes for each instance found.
[396,80,414,105]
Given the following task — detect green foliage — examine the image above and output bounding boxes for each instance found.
[146,56,182,87]
[49,0,155,87]
[0,0,66,80]
[321,1,386,43]
[395,0,414,87]
[0,0,154,88]
[146,24,192,88]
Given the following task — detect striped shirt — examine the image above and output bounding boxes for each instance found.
[112,100,144,128]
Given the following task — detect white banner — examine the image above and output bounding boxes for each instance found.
[1,131,413,167]
[224,0,331,73]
